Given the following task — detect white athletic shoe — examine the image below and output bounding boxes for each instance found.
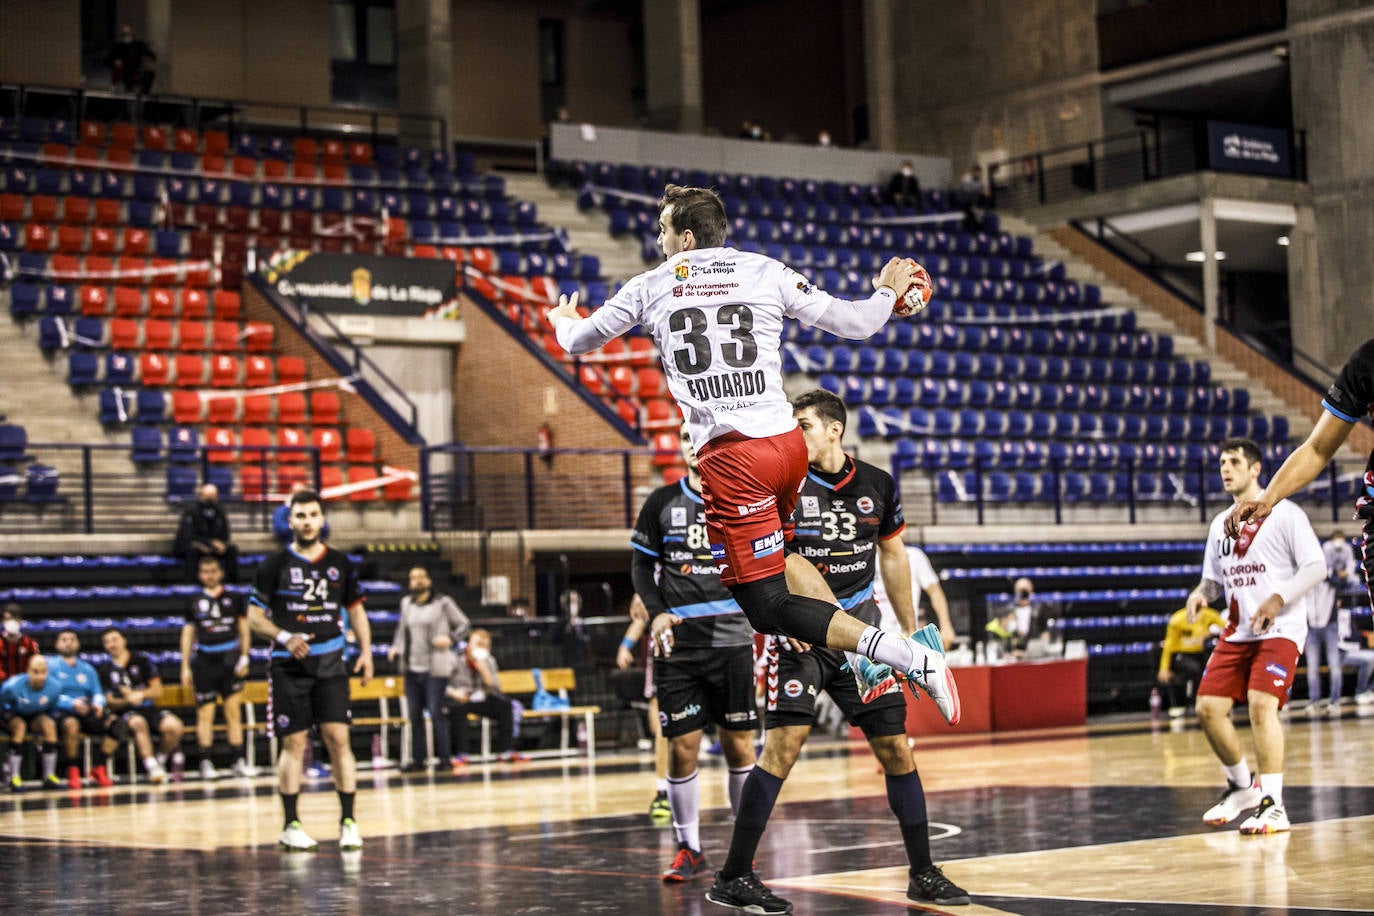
[1238,796,1290,835]
[1202,776,1262,825]
[146,763,168,785]
[279,820,319,851]
[231,759,258,778]
[1356,690,1374,707]
[899,624,961,726]
[199,759,221,781]
[339,818,363,851]
[851,656,899,704]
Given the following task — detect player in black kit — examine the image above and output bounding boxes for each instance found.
[248,489,371,852]
[633,425,758,883]
[180,554,252,779]
[98,627,185,784]
[709,391,970,913]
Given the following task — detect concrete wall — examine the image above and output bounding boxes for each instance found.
[884,0,1103,174]
[167,0,331,106]
[0,0,81,87]
[1286,2,1374,370]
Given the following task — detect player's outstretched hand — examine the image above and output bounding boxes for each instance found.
[1224,498,1270,539]
[354,650,374,686]
[546,290,580,326]
[650,613,681,658]
[873,257,918,298]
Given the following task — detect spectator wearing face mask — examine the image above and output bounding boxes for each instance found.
[0,604,40,681]
[1001,578,1050,642]
[886,161,922,210]
[444,630,526,766]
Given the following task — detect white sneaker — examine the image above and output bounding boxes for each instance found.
[850,655,899,704]
[1238,796,1290,835]
[146,763,168,785]
[199,759,221,781]
[1203,776,1262,825]
[279,820,319,851]
[1304,701,1323,718]
[339,818,363,850]
[900,624,961,726]
[231,759,258,778]
[1356,691,1374,707]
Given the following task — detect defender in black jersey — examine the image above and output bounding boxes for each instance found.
[98,627,184,784]
[180,554,252,779]
[1227,338,1374,604]
[248,489,371,853]
[713,391,971,911]
[633,426,757,883]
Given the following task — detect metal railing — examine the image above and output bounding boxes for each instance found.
[989,126,1306,210]
[1,442,321,535]
[0,82,446,150]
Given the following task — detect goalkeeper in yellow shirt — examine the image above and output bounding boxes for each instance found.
[1159,606,1227,717]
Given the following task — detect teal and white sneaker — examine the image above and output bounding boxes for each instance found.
[850,654,899,704]
[899,624,961,726]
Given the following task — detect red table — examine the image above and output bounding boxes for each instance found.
[899,657,1088,737]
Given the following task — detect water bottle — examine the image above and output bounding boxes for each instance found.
[170,751,185,783]
[974,642,986,666]
[371,733,385,769]
[1149,687,1162,721]
[576,721,587,749]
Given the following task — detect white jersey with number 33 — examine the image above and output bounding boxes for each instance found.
[1202,499,1323,649]
[558,247,888,450]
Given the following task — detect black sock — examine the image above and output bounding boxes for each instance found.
[338,791,355,822]
[721,766,785,880]
[281,792,299,827]
[197,746,212,767]
[229,744,244,764]
[886,770,932,873]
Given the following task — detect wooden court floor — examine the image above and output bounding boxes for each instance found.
[2,709,1372,915]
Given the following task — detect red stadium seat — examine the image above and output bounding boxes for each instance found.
[30,195,57,221]
[143,319,173,350]
[173,354,204,387]
[616,399,638,427]
[321,139,345,165]
[147,287,176,319]
[309,391,340,424]
[150,258,178,287]
[176,320,207,351]
[24,223,51,252]
[636,368,666,398]
[346,141,372,165]
[116,256,146,286]
[212,290,241,320]
[345,429,376,463]
[292,160,317,181]
[232,156,257,178]
[245,355,274,388]
[57,226,86,254]
[628,337,657,367]
[206,392,239,424]
[277,465,308,495]
[277,356,306,386]
[173,128,199,153]
[467,247,494,273]
[0,194,23,221]
[121,227,149,255]
[202,154,227,174]
[94,200,122,226]
[80,285,109,316]
[189,231,214,259]
[263,160,287,179]
[211,320,240,352]
[277,428,307,463]
[578,365,606,396]
[320,465,344,497]
[182,289,210,320]
[240,465,269,501]
[140,352,171,387]
[245,322,274,352]
[662,465,688,486]
[277,392,306,424]
[242,394,272,425]
[205,427,236,463]
[241,427,271,462]
[642,398,678,429]
[312,428,342,463]
[651,432,679,466]
[171,390,203,423]
[210,355,240,388]
[110,123,137,149]
[203,130,228,156]
[609,365,636,397]
[73,144,101,165]
[61,197,90,224]
[90,226,116,254]
[346,466,380,502]
[80,121,105,146]
[141,125,168,150]
[113,286,143,317]
[384,471,414,501]
[109,318,140,350]
[106,147,132,168]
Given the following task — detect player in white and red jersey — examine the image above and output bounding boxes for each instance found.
[1188,438,1325,836]
[550,185,958,914]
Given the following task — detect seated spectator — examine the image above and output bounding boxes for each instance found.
[1157,605,1226,717]
[104,24,157,93]
[1001,577,1051,641]
[985,608,1026,659]
[388,565,470,770]
[273,482,331,545]
[1,655,63,791]
[174,483,239,582]
[48,630,109,789]
[960,163,989,206]
[1340,610,1374,705]
[98,628,185,784]
[180,555,252,779]
[816,130,834,148]
[1,602,40,681]
[445,629,526,766]
[886,161,922,209]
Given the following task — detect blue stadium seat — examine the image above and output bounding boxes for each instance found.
[67,351,99,386]
[167,426,199,463]
[135,389,166,424]
[98,388,130,424]
[38,316,66,350]
[166,465,196,500]
[130,427,162,463]
[104,352,136,386]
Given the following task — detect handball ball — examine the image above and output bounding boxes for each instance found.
[893,259,933,318]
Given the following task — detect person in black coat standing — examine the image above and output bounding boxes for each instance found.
[174,483,238,583]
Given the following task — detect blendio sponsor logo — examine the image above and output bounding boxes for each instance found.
[677,562,720,576]
[670,703,703,722]
[685,369,767,402]
[818,558,869,575]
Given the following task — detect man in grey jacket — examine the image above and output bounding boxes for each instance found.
[387,566,470,769]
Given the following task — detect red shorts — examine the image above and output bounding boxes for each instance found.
[696,428,808,587]
[1196,637,1300,708]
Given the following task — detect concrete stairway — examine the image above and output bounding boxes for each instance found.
[502,173,650,285]
[994,213,1310,440]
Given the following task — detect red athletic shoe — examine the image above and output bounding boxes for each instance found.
[66,766,83,790]
[661,844,708,882]
[498,751,529,763]
[91,764,113,788]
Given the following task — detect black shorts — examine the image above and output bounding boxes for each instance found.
[654,644,758,739]
[56,710,107,737]
[192,651,244,704]
[106,709,177,742]
[268,651,351,737]
[0,708,57,729]
[764,638,907,739]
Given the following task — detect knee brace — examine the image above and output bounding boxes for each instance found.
[728,573,836,646]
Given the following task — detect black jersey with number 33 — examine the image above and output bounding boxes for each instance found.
[790,456,904,617]
[251,546,362,658]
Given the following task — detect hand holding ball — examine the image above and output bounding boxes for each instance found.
[894,259,933,318]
